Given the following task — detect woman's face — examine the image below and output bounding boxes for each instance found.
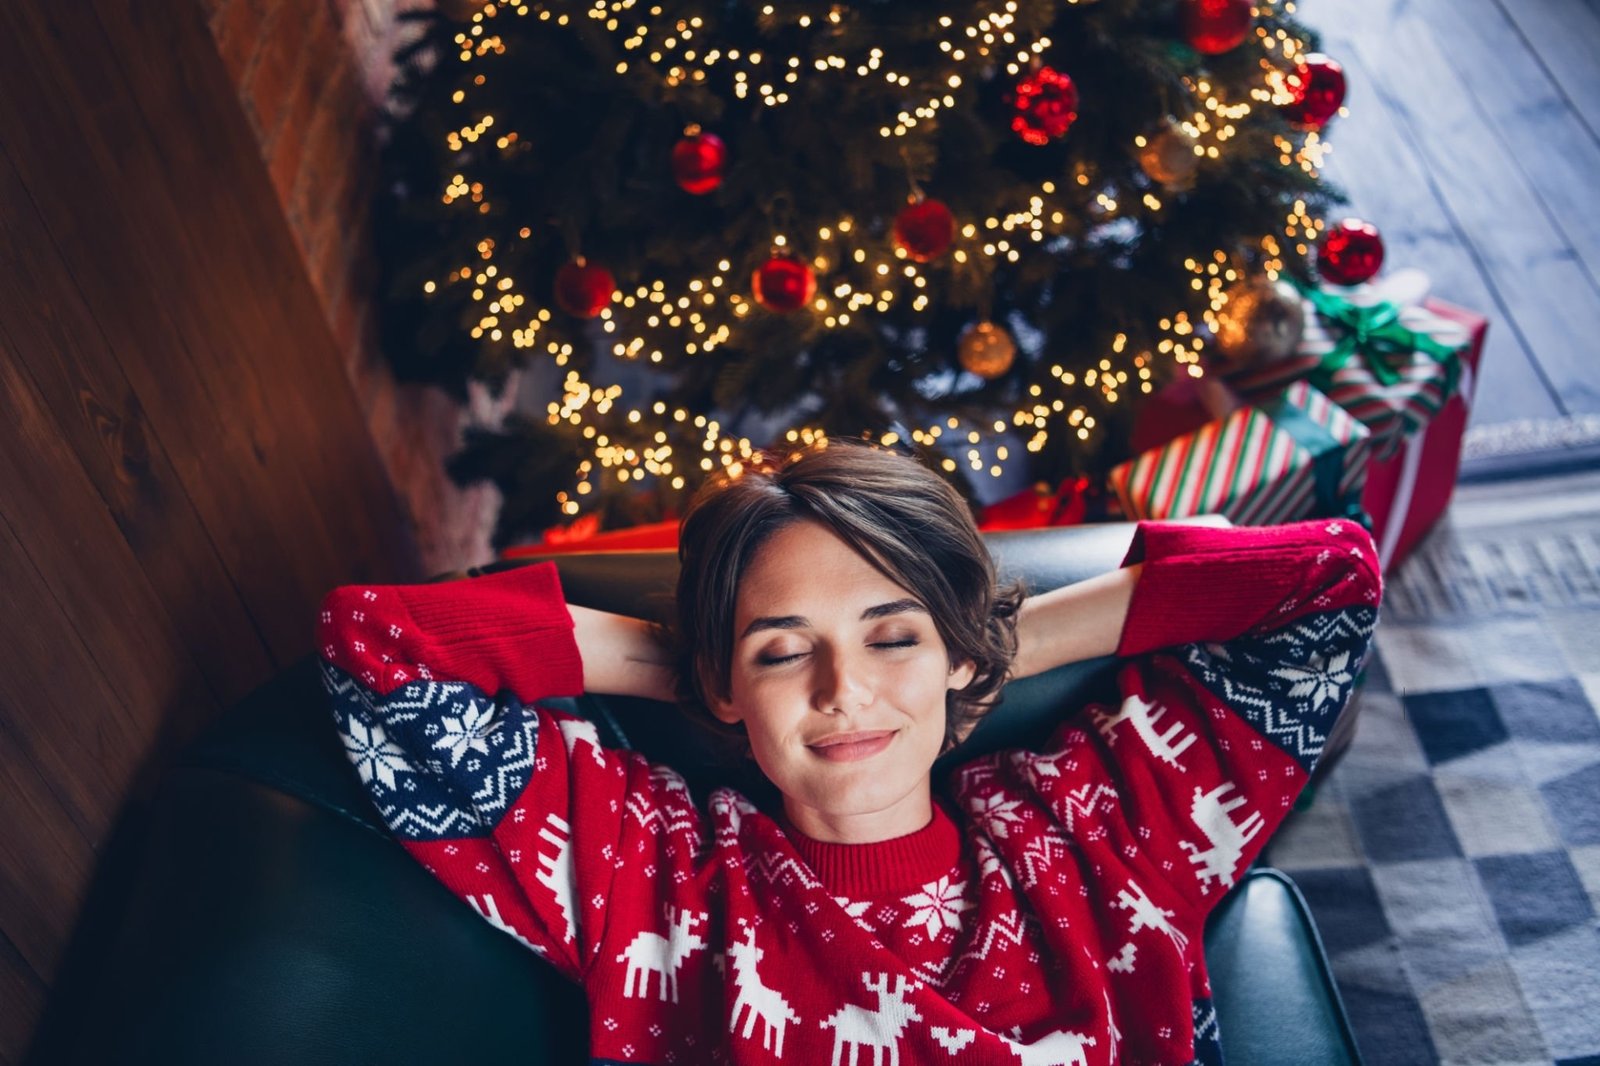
[709,519,976,843]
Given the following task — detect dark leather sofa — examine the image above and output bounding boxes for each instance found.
[27,519,1362,1065]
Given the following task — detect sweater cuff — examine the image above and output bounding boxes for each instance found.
[1114,521,1324,659]
[400,561,585,698]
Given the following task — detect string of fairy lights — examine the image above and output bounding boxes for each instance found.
[428,0,1341,518]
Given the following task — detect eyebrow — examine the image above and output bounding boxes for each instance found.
[738,598,928,641]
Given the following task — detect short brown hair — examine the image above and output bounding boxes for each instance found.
[660,439,1025,759]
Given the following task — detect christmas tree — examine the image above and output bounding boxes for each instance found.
[371,0,1351,549]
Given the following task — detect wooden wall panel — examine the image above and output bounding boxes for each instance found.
[0,1,420,1057]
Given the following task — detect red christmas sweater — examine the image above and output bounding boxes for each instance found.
[318,518,1382,1065]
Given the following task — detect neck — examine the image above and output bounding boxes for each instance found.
[780,784,933,845]
[777,791,960,897]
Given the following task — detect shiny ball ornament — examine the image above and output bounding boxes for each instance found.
[752,255,816,312]
[1138,122,1201,188]
[1282,54,1347,130]
[1010,66,1080,146]
[893,198,956,262]
[1318,218,1386,286]
[1212,276,1307,370]
[958,321,1017,379]
[671,130,726,195]
[1180,0,1254,55]
[553,259,616,318]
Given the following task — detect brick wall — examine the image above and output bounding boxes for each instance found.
[198,0,516,576]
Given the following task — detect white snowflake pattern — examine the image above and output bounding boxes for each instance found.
[341,718,408,791]
[1273,646,1359,713]
[970,793,1027,839]
[433,699,498,768]
[901,876,972,940]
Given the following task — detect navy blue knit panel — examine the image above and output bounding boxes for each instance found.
[1178,606,1379,774]
[323,659,540,841]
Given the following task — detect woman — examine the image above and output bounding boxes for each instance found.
[319,439,1382,1064]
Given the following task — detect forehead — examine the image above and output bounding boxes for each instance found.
[735,520,911,614]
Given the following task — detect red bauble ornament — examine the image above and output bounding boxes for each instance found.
[752,255,816,312]
[1010,66,1079,146]
[1317,218,1385,286]
[1180,0,1254,55]
[553,259,616,318]
[672,131,726,195]
[1282,54,1347,130]
[893,199,955,262]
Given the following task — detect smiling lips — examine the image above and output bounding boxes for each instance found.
[806,730,898,762]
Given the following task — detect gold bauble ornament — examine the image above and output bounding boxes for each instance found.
[1212,276,1306,370]
[958,321,1017,379]
[1138,122,1201,189]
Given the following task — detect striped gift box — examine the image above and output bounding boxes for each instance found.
[1220,269,1472,461]
[1108,380,1373,527]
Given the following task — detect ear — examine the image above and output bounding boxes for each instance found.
[947,657,978,693]
[708,688,744,726]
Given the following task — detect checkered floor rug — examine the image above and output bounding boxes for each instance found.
[1264,457,1600,1065]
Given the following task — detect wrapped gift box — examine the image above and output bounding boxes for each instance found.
[506,515,681,556]
[977,475,1099,530]
[1220,270,1473,461]
[1359,296,1487,573]
[1110,379,1373,527]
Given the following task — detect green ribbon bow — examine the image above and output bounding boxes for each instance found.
[1292,277,1465,397]
[1258,389,1374,532]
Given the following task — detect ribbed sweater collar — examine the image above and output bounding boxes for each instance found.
[778,799,961,898]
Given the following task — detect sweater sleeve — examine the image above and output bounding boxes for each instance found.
[1027,516,1382,920]
[315,562,636,984]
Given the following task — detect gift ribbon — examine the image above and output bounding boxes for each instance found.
[1293,278,1465,398]
[1374,327,1478,568]
[1258,389,1374,532]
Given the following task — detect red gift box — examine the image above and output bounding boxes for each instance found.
[1128,372,1240,455]
[1360,297,1487,573]
[978,476,1092,530]
[506,515,682,556]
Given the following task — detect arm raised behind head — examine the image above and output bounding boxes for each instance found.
[1009,563,1145,681]
[569,603,679,703]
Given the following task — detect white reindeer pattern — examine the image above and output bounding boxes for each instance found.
[727,922,801,1058]
[821,973,923,1066]
[617,904,708,1002]
[1115,877,1190,957]
[1180,781,1264,891]
[1090,694,1197,768]
[1003,1027,1098,1066]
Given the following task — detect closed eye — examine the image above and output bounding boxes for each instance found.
[756,652,804,666]
[756,639,920,667]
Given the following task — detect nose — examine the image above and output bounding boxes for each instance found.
[813,644,872,715]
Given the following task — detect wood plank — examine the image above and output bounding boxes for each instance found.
[86,1,423,588]
[1495,0,1600,144]
[0,665,97,989]
[0,1,418,668]
[0,339,186,829]
[1319,0,1600,417]
[0,932,42,1066]
[1308,25,1561,425]
[1415,0,1600,310]
[0,147,276,714]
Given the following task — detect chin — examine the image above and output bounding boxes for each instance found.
[804,772,920,816]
